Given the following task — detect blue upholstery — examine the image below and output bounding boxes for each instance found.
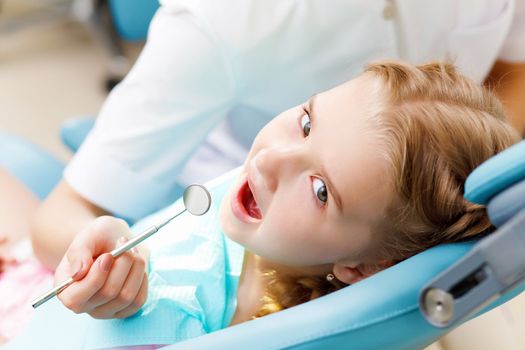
[60,117,95,153]
[166,242,477,350]
[0,131,63,199]
[1,122,523,349]
[109,0,160,41]
[488,180,525,228]
[464,141,525,205]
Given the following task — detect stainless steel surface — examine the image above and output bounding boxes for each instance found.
[109,225,159,258]
[183,184,211,216]
[422,288,454,326]
[31,277,74,308]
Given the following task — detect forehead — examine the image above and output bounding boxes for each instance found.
[314,75,392,225]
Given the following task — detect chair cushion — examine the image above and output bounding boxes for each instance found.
[487,179,525,227]
[465,140,525,205]
[167,242,477,350]
[109,0,159,41]
[59,117,96,153]
[0,131,63,199]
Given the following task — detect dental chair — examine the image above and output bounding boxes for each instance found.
[72,0,159,90]
[0,122,523,350]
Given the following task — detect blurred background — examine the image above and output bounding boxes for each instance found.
[0,0,156,161]
[1,2,524,349]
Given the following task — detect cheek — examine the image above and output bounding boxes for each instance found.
[261,188,315,241]
[263,189,351,259]
[219,190,234,234]
[259,208,340,265]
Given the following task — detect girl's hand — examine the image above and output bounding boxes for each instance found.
[54,216,148,319]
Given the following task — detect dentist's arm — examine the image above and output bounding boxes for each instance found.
[32,4,233,271]
[31,179,109,270]
[486,60,525,137]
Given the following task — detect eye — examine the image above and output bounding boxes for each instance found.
[300,113,311,137]
[312,177,328,204]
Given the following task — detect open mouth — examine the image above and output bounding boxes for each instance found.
[238,180,262,220]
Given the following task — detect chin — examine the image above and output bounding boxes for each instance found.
[219,190,234,232]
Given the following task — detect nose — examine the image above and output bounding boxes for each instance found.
[252,145,306,192]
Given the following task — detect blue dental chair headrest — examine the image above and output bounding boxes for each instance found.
[464,140,525,227]
[1,122,524,350]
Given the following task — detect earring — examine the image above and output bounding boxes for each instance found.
[326,273,335,282]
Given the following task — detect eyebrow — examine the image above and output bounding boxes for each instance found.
[307,95,345,214]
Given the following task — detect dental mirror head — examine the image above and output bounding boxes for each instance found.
[183,184,212,216]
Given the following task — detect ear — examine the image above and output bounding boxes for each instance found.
[332,260,393,285]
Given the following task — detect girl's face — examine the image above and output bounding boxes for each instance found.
[220,75,393,274]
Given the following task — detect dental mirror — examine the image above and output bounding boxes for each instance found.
[32,184,212,309]
[183,184,212,216]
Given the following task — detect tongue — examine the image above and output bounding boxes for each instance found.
[246,196,262,219]
[243,183,262,219]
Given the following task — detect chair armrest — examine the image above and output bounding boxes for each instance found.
[0,131,64,199]
[59,117,96,153]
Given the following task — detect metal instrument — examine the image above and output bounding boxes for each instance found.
[420,209,525,327]
[32,184,211,309]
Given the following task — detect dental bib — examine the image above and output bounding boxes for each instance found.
[5,169,244,349]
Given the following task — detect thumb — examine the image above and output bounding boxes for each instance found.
[66,245,94,281]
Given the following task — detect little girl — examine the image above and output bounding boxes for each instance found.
[2,61,520,348]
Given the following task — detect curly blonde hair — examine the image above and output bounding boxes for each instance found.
[253,61,521,319]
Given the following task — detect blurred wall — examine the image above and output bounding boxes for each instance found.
[0,0,141,161]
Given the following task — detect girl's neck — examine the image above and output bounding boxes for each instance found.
[229,251,267,326]
[229,252,334,326]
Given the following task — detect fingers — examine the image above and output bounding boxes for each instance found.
[113,273,149,319]
[65,246,93,281]
[86,249,136,310]
[90,261,148,320]
[65,216,130,281]
[58,253,114,313]
[63,230,100,281]
[55,215,149,318]
[59,245,148,318]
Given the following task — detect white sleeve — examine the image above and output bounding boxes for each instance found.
[499,0,525,61]
[64,4,235,221]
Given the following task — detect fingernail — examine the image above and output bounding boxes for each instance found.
[100,254,113,272]
[71,261,83,279]
[117,236,128,247]
[132,247,139,254]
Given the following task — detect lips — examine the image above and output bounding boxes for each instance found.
[231,175,262,223]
